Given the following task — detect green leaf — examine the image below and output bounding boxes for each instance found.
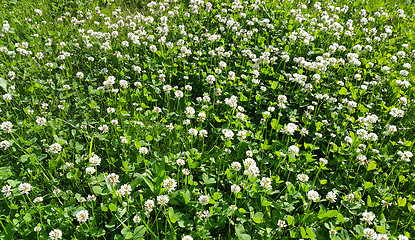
[376,225,386,234]
[92,186,102,195]
[337,213,345,223]
[364,181,373,189]
[109,203,117,212]
[287,215,295,226]
[91,228,106,237]
[271,119,278,130]
[367,161,377,171]
[168,207,177,223]
[261,200,271,207]
[133,226,146,239]
[253,217,262,224]
[20,155,30,163]
[398,197,406,207]
[202,173,216,185]
[23,213,32,222]
[320,179,328,185]
[326,210,338,218]
[213,192,221,200]
[252,212,263,224]
[339,87,348,95]
[138,174,154,193]
[145,135,153,141]
[306,228,315,238]
[0,77,7,91]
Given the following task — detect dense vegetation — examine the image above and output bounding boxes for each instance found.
[0,0,414,239]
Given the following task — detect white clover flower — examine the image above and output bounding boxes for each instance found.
[36,117,47,126]
[98,124,109,133]
[34,226,42,232]
[199,129,208,138]
[307,190,320,202]
[3,93,12,101]
[76,72,84,78]
[260,177,272,190]
[33,197,43,203]
[231,162,241,171]
[149,45,157,52]
[182,235,193,240]
[198,195,210,205]
[277,220,287,231]
[133,215,141,223]
[185,107,195,118]
[182,168,190,176]
[89,154,101,166]
[0,140,11,150]
[288,145,299,156]
[144,199,155,212]
[222,129,234,140]
[49,143,62,154]
[75,210,89,223]
[244,165,260,178]
[361,211,376,225]
[176,159,185,166]
[18,182,32,195]
[163,178,177,192]
[2,185,12,197]
[231,184,241,193]
[139,147,149,155]
[283,123,297,135]
[206,75,215,84]
[118,184,132,196]
[107,173,120,186]
[326,191,337,203]
[49,229,63,240]
[297,174,309,182]
[188,128,198,136]
[157,195,169,206]
[389,108,404,117]
[363,228,376,239]
[1,121,13,133]
[398,235,409,240]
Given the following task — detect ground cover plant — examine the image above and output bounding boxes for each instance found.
[0,0,414,239]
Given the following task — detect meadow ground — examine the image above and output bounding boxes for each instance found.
[0,0,414,239]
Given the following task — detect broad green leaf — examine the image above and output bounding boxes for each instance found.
[287,215,295,226]
[376,225,386,234]
[367,161,377,171]
[364,182,373,189]
[0,77,7,91]
[337,213,345,223]
[133,226,146,239]
[339,87,348,95]
[398,197,407,207]
[92,186,102,195]
[109,203,117,212]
